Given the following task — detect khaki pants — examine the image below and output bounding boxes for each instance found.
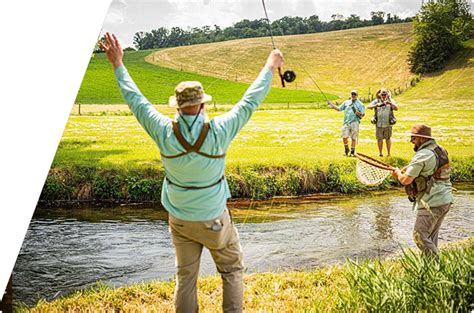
[413,203,451,256]
[169,209,243,313]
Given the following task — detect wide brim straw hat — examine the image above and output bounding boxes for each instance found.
[409,124,434,139]
[169,81,212,108]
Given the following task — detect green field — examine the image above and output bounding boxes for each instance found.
[58,102,473,168]
[76,50,335,105]
[44,28,474,202]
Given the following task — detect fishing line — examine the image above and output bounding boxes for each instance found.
[270,10,332,103]
[261,0,296,87]
[205,48,250,91]
[262,0,276,50]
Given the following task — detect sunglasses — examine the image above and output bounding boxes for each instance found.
[381,93,388,96]
[351,93,357,96]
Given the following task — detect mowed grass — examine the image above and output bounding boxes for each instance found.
[56,101,474,169]
[148,23,416,97]
[75,50,334,105]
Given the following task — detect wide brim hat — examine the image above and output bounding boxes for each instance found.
[169,81,212,108]
[409,124,434,139]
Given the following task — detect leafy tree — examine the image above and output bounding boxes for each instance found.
[345,14,364,28]
[306,15,323,32]
[408,0,472,73]
[94,35,106,53]
[371,11,385,25]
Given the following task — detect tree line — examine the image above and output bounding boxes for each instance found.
[121,12,412,51]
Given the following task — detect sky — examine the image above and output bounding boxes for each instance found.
[102,0,473,48]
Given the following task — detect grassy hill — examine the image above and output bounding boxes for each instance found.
[399,38,474,103]
[75,50,335,105]
[148,23,416,98]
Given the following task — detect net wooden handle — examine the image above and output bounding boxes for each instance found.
[355,152,396,171]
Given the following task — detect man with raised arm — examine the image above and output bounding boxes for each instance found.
[392,124,453,257]
[100,33,283,313]
[328,90,365,157]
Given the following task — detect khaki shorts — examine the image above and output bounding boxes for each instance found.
[341,121,359,140]
[376,126,392,140]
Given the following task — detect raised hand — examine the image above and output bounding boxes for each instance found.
[99,32,124,69]
[265,49,284,71]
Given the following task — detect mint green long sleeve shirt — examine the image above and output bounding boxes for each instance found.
[115,65,273,221]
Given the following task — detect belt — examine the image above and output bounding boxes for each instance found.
[166,175,225,190]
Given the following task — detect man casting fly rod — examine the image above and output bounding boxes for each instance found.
[100,32,283,313]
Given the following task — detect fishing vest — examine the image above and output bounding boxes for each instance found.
[371,100,396,125]
[160,121,226,189]
[405,141,451,202]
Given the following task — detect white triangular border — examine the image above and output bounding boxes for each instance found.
[0,0,111,298]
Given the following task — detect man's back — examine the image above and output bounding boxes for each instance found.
[114,65,273,221]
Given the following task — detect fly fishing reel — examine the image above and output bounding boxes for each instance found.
[279,69,296,87]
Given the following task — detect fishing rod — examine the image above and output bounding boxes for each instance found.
[262,0,331,103]
[261,0,296,87]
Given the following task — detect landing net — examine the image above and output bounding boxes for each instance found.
[355,153,395,186]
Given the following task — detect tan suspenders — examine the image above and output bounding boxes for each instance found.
[161,121,226,189]
[160,121,226,159]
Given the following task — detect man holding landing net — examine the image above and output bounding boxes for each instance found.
[100,32,284,312]
[391,125,453,257]
[328,90,365,157]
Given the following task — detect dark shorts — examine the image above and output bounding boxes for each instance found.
[376,126,392,140]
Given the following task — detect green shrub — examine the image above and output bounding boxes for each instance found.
[408,0,472,74]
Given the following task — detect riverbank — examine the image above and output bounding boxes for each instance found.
[18,238,473,312]
[40,157,474,205]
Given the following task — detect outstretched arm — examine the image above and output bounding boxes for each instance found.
[214,49,283,143]
[100,32,168,143]
[327,101,341,111]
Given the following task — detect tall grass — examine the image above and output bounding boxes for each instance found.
[341,243,474,311]
[19,239,473,312]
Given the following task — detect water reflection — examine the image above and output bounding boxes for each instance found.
[14,187,474,306]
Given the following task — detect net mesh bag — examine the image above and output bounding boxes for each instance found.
[356,158,392,186]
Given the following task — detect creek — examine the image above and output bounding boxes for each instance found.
[14,186,473,306]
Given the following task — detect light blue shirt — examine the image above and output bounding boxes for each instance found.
[339,99,365,125]
[115,65,272,221]
[405,140,454,209]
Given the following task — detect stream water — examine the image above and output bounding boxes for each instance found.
[13,186,473,306]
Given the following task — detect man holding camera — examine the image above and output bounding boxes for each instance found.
[368,88,399,157]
